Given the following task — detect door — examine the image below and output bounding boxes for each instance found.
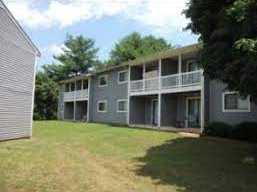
[187,97,200,128]
[151,99,158,126]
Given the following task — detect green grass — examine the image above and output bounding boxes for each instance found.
[0,121,256,192]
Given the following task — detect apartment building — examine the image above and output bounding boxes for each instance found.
[58,44,257,133]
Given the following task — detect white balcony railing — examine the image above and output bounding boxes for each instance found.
[64,89,89,102]
[130,70,202,93]
[162,70,202,90]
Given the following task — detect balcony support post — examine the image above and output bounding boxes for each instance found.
[87,78,91,122]
[178,54,182,87]
[127,65,131,125]
[200,72,205,133]
[73,81,76,121]
[143,63,146,91]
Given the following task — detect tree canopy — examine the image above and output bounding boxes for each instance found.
[109,32,172,65]
[184,0,257,99]
[44,35,100,81]
[34,71,59,120]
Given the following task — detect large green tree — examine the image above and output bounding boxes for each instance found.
[184,0,257,99]
[44,35,100,81]
[109,32,172,65]
[34,71,59,120]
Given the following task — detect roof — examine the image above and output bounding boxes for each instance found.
[0,0,41,56]
[59,73,92,84]
[96,43,202,73]
[59,43,202,84]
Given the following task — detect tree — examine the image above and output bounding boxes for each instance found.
[45,35,100,81]
[109,32,172,65]
[34,71,59,120]
[184,0,257,99]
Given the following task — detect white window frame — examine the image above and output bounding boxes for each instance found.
[117,99,128,113]
[222,91,251,113]
[98,75,108,87]
[97,100,107,113]
[118,70,128,84]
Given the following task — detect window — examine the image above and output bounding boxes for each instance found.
[76,80,82,90]
[118,71,128,84]
[65,83,70,92]
[187,60,200,72]
[222,92,250,112]
[97,100,107,112]
[98,75,108,87]
[117,100,127,112]
[70,82,75,91]
[83,80,88,89]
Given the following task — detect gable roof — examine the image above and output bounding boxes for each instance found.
[0,0,40,56]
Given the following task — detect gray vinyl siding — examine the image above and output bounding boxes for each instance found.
[0,5,36,141]
[89,68,128,124]
[209,80,257,125]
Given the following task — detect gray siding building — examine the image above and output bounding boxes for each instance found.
[0,0,40,141]
[58,44,257,133]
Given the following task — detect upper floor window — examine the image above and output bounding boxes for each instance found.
[76,80,82,90]
[187,60,200,72]
[98,75,108,87]
[70,82,75,92]
[222,92,250,112]
[97,100,107,113]
[117,100,127,112]
[83,80,88,89]
[118,71,128,84]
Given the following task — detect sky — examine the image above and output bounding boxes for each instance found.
[3,0,198,68]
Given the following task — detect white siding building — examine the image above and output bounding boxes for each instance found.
[0,0,40,141]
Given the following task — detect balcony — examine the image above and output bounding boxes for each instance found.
[64,89,89,102]
[130,70,203,95]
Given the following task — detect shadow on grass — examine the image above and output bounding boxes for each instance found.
[134,137,257,192]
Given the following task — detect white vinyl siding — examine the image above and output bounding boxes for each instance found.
[0,5,36,141]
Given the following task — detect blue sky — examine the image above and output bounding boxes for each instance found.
[4,0,198,68]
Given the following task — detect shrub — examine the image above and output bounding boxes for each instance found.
[204,122,233,137]
[231,122,257,142]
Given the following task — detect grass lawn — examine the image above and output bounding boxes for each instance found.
[0,121,257,192]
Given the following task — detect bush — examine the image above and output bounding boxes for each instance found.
[204,122,233,137]
[231,122,257,142]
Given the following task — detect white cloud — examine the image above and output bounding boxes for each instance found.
[48,43,66,56]
[4,0,189,35]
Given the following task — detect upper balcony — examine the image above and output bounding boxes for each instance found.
[63,79,89,102]
[130,70,202,95]
[129,52,203,95]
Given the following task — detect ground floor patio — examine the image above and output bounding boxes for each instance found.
[129,91,203,130]
[64,100,88,121]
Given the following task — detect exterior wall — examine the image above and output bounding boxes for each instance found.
[90,67,128,124]
[0,6,36,141]
[209,80,257,125]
